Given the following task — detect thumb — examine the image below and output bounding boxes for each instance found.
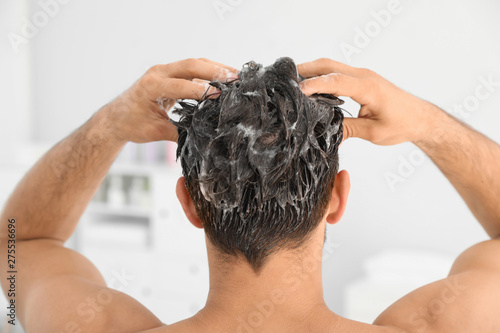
[154,117,179,142]
[343,117,373,142]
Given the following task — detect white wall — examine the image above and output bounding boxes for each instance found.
[1,0,500,318]
[0,1,33,151]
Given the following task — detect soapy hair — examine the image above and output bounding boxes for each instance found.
[172,57,344,272]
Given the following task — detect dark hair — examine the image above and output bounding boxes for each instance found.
[172,57,344,273]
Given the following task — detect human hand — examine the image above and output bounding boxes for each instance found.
[298,58,439,145]
[101,58,238,143]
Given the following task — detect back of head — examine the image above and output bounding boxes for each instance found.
[172,57,343,273]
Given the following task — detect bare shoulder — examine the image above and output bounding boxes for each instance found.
[0,239,164,333]
[374,239,500,333]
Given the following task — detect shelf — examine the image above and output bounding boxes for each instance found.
[109,162,182,177]
[88,202,152,219]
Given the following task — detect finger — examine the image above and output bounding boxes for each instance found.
[192,78,211,85]
[343,117,374,142]
[191,78,223,99]
[158,119,179,142]
[144,116,179,143]
[300,74,372,105]
[158,59,239,82]
[297,58,362,78]
[197,58,239,74]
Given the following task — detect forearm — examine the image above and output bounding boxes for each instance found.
[414,103,500,238]
[0,107,126,242]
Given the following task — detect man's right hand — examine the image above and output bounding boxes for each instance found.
[297,58,442,145]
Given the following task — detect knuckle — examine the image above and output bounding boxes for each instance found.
[357,67,371,76]
[330,73,344,84]
[140,73,159,89]
[358,68,376,77]
[183,58,198,67]
[183,58,200,75]
[317,57,331,66]
[147,64,161,74]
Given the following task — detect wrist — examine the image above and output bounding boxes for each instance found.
[412,102,453,149]
[91,105,129,149]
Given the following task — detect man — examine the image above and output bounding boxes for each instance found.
[1,57,500,332]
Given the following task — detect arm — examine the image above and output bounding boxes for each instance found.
[1,109,125,242]
[0,58,238,332]
[414,113,500,238]
[298,58,500,332]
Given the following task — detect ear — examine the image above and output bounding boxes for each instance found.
[326,170,350,225]
[176,177,204,229]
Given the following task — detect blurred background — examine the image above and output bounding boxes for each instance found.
[1,0,499,331]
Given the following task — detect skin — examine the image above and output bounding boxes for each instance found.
[1,57,500,332]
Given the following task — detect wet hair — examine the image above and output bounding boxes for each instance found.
[172,57,344,273]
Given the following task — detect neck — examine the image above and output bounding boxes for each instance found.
[197,224,335,331]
